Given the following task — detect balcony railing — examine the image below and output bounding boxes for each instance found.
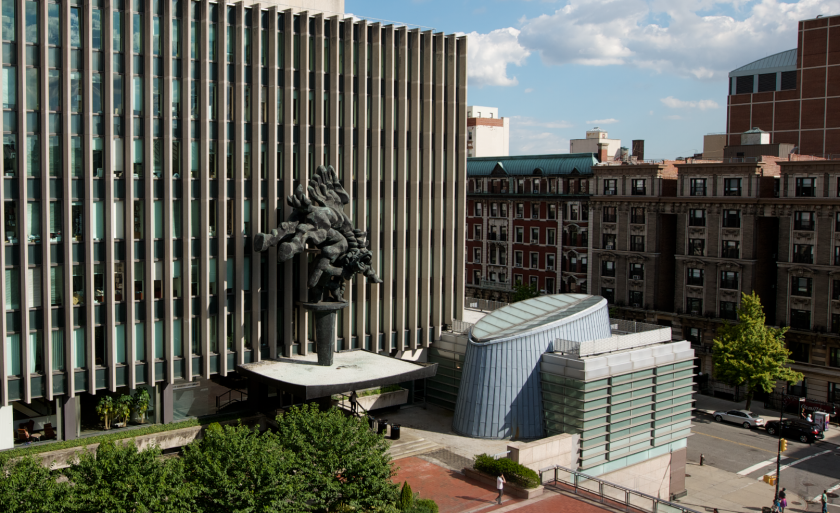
[465,297,508,312]
[479,279,512,291]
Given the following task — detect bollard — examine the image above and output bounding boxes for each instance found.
[700,454,705,466]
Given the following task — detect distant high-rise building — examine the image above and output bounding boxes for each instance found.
[467,106,509,157]
[570,128,621,162]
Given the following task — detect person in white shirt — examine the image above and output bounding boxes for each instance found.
[496,474,506,505]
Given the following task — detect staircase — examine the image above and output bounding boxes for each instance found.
[387,436,441,461]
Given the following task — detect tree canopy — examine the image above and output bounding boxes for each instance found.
[511,283,539,303]
[712,292,803,410]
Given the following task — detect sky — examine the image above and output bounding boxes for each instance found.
[346,0,840,159]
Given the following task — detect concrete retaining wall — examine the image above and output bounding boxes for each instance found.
[507,432,579,481]
[337,389,409,412]
[463,468,545,499]
[599,452,671,500]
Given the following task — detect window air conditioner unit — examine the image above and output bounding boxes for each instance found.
[547,265,554,271]
[606,244,615,250]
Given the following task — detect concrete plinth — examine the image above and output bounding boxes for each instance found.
[300,301,348,367]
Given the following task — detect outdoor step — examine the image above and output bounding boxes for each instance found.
[388,439,441,460]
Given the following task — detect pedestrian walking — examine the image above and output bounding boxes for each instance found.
[779,488,787,513]
[823,490,829,513]
[807,413,814,423]
[350,391,359,415]
[496,474,506,505]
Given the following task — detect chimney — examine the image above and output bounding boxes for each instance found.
[632,140,645,161]
[597,142,610,163]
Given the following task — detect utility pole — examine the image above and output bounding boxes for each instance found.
[774,396,805,501]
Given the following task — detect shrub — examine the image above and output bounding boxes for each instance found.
[474,454,540,489]
[411,498,439,513]
[399,481,413,510]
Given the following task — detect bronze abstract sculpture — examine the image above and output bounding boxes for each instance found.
[253,165,382,366]
[254,165,383,304]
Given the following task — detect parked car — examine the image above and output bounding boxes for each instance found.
[713,410,766,429]
[764,419,825,443]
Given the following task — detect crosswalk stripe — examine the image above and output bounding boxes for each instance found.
[737,456,789,476]
[758,450,832,480]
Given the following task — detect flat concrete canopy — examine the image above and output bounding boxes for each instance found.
[237,350,438,400]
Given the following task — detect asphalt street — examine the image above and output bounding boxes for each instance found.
[688,411,840,511]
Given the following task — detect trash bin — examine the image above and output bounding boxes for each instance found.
[391,424,401,440]
[377,419,389,436]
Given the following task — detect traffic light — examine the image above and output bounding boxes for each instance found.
[780,439,788,452]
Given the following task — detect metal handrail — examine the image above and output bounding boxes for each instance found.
[538,464,703,513]
[216,390,247,409]
[335,392,370,419]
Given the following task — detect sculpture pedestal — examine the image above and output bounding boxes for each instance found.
[300,301,348,367]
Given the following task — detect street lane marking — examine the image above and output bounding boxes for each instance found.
[811,483,840,502]
[692,431,779,455]
[737,456,789,475]
[759,450,832,479]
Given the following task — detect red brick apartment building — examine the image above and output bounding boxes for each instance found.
[465,155,597,302]
[727,14,840,155]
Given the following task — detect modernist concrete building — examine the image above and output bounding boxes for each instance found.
[465,154,597,302]
[726,14,840,155]
[431,293,694,491]
[0,0,467,447]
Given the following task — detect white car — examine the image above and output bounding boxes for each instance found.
[713,409,766,429]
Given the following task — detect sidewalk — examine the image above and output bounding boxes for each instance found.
[675,462,806,513]
[693,394,840,445]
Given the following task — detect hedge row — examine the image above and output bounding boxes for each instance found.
[1,412,245,460]
[474,453,541,489]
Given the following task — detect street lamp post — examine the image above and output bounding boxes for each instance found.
[774,395,806,502]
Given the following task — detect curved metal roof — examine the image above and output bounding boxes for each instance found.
[471,294,605,342]
[467,154,597,177]
[729,49,796,77]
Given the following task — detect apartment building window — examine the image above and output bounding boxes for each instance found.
[836,212,840,231]
[629,291,643,308]
[531,203,539,219]
[794,211,815,230]
[500,250,508,266]
[830,348,840,367]
[790,312,811,332]
[687,268,704,286]
[500,203,508,217]
[630,207,645,225]
[630,236,645,252]
[690,178,707,196]
[530,253,539,269]
[687,298,703,316]
[569,254,578,272]
[515,227,524,243]
[830,382,840,402]
[722,210,741,228]
[546,278,555,294]
[603,207,617,223]
[834,280,840,300]
[473,270,480,285]
[514,274,523,286]
[532,179,540,193]
[601,260,616,277]
[795,177,816,197]
[517,180,525,193]
[836,246,840,266]
[603,179,617,195]
[489,247,497,265]
[514,251,523,267]
[516,203,524,218]
[603,234,616,250]
[724,178,742,196]
[530,276,538,289]
[489,228,498,241]
[601,287,615,303]
[793,244,814,264]
[474,225,482,240]
[489,271,497,282]
[788,342,810,363]
[473,248,481,264]
[631,179,646,195]
[791,276,812,297]
[548,204,556,220]
[720,271,739,290]
[720,301,738,320]
[833,316,840,335]
[629,263,644,280]
[547,229,556,245]
[688,239,705,256]
[547,254,556,270]
[686,328,702,343]
[569,204,579,221]
[500,226,508,242]
[490,203,498,217]
[721,240,740,259]
[474,202,483,216]
[688,209,706,227]
[530,227,539,244]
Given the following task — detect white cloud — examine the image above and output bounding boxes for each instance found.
[524,88,534,93]
[586,118,619,125]
[466,28,531,87]
[660,96,719,110]
[665,114,683,120]
[499,0,840,81]
[510,116,573,129]
[511,130,571,155]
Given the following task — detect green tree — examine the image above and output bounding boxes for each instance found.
[275,404,399,512]
[0,455,73,513]
[399,481,413,511]
[511,283,539,303]
[712,292,803,410]
[64,441,195,513]
[182,422,306,513]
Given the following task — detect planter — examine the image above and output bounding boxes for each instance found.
[463,468,544,500]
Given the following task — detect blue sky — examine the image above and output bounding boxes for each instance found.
[347,0,840,159]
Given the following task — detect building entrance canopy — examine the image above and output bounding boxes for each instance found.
[237,350,437,400]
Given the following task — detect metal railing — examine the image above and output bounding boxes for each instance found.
[465,297,508,312]
[539,464,703,513]
[451,320,474,334]
[480,279,512,291]
[216,390,248,409]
